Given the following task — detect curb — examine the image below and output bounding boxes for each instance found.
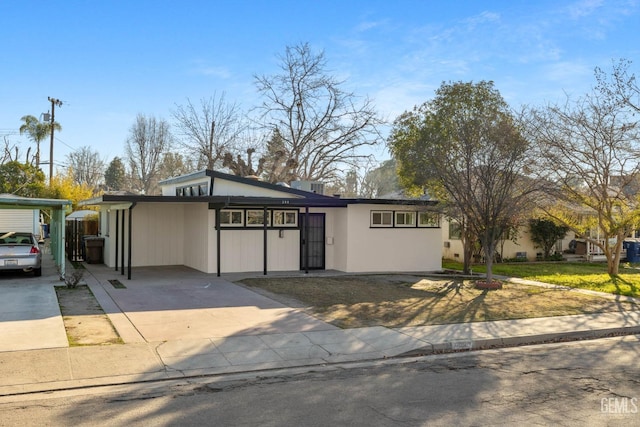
[397,325,640,357]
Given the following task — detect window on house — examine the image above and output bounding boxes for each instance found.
[199,183,207,196]
[418,212,440,227]
[449,221,462,239]
[273,210,298,227]
[220,210,243,226]
[371,211,393,227]
[246,210,271,226]
[395,211,416,227]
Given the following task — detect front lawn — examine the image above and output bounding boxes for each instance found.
[442,260,640,298]
[240,275,639,329]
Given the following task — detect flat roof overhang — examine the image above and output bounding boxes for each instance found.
[80,194,350,209]
[80,194,438,209]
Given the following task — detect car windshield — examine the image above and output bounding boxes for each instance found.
[0,233,32,245]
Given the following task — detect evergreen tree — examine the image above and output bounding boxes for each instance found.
[104,157,127,191]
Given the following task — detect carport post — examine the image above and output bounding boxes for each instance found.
[54,208,65,278]
[114,210,119,271]
[127,204,135,280]
[215,207,221,277]
[120,210,125,276]
[263,206,268,275]
[304,206,309,274]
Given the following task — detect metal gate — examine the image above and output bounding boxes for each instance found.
[299,213,325,270]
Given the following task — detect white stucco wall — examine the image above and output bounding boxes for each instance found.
[99,201,442,274]
[212,179,301,198]
[217,228,300,273]
[183,204,209,272]
[103,203,186,268]
[132,203,185,266]
[343,204,442,273]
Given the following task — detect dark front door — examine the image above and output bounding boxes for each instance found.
[300,213,325,270]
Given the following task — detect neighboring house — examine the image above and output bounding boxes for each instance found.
[0,195,42,238]
[80,170,442,277]
[441,218,578,262]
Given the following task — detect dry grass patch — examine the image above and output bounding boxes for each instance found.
[240,275,640,328]
[56,285,123,346]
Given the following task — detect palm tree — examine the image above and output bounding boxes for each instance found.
[19,115,61,169]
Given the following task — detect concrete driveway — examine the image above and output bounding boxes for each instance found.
[0,259,68,352]
[83,263,338,343]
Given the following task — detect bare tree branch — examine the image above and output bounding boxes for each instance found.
[172,93,247,170]
[125,114,173,194]
[254,42,384,183]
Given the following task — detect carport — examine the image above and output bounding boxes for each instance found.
[0,194,71,278]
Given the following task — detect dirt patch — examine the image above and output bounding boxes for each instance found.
[239,275,640,329]
[55,285,123,346]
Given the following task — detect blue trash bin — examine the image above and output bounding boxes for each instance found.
[627,241,640,263]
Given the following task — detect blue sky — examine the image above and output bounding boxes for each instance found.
[1,0,639,173]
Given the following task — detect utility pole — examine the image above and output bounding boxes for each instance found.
[48,97,62,185]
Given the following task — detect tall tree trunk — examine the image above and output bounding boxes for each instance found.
[484,242,496,284]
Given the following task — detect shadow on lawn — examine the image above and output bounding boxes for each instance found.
[309,278,497,328]
[611,275,639,297]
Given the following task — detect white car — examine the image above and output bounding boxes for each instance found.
[0,232,42,276]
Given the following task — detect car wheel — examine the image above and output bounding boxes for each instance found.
[34,267,42,277]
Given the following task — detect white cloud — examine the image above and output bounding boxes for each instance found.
[188,61,232,79]
[565,0,604,19]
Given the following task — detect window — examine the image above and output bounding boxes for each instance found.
[449,221,462,239]
[418,212,440,228]
[273,210,297,227]
[246,210,271,226]
[371,211,393,227]
[395,211,416,227]
[176,182,208,197]
[220,210,243,226]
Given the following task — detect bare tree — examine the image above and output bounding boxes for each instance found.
[254,42,384,183]
[66,146,105,191]
[526,73,640,275]
[2,136,24,164]
[595,59,640,113]
[125,114,172,194]
[172,94,247,170]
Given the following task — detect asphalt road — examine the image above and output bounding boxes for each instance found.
[1,335,639,426]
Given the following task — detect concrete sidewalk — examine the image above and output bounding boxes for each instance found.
[1,310,640,397]
[1,257,640,397]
